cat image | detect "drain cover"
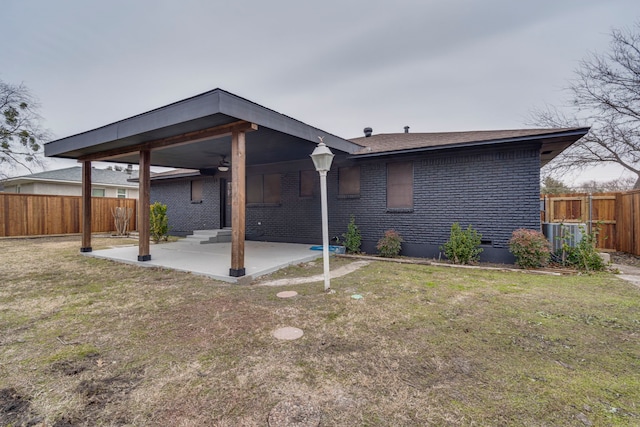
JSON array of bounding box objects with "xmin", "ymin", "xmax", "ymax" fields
[
  {"xmin": 277, "ymin": 291, "xmax": 298, "ymax": 298},
  {"xmin": 273, "ymin": 327, "xmax": 303, "ymax": 340}
]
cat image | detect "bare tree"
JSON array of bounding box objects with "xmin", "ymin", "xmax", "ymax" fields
[
  {"xmin": 531, "ymin": 23, "xmax": 640, "ymax": 188},
  {"xmin": 574, "ymin": 176, "xmax": 636, "ymax": 193},
  {"xmin": 1, "ymin": 80, "xmax": 48, "ymax": 177}
]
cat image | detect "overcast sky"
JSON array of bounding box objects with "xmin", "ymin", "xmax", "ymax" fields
[{"xmin": 2, "ymin": 0, "xmax": 639, "ymax": 183}]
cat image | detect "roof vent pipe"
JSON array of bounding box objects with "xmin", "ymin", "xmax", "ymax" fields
[
  {"xmin": 363, "ymin": 127, "xmax": 372, "ymax": 137},
  {"xmin": 404, "ymin": 126, "xmax": 410, "ymax": 133}
]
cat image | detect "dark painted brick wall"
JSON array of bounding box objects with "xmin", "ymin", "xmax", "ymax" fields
[
  {"xmin": 338, "ymin": 143, "xmax": 542, "ymax": 262},
  {"xmin": 150, "ymin": 176, "xmax": 221, "ymax": 236},
  {"xmin": 151, "ymin": 142, "xmax": 541, "ymax": 263}
]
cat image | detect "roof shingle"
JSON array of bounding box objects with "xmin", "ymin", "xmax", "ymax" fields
[
  {"xmin": 349, "ymin": 128, "xmax": 587, "ymax": 155},
  {"xmin": 3, "ymin": 166, "xmax": 138, "ymax": 187}
]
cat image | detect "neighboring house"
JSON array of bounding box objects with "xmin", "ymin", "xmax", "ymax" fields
[
  {"xmin": 1, "ymin": 166, "xmax": 139, "ymax": 199},
  {"xmin": 44, "ymin": 88, "xmax": 588, "ymax": 268}
]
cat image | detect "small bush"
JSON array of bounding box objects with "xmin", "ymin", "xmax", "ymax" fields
[
  {"xmin": 377, "ymin": 229, "xmax": 404, "ymax": 258},
  {"xmin": 556, "ymin": 224, "xmax": 607, "ymax": 272},
  {"xmin": 150, "ymin": 202, "xmax": 169, "ymax": 243},
  {"xmin": 441, "ymin": 222, "xmax": 483, "ymax": 264},
  {"xmin": 509, "ymin": 229, "xmax": 551, "ymax": 269},
  {"xmin": 342, "ymin": 215, "xmax": 362, "ymax": 254}
]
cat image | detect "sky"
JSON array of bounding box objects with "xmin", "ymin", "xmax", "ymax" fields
[{"xmin": 2, "ymin": 0, "xmax": 639, "ymax": 185}]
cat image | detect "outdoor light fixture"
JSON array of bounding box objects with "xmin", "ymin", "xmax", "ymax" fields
[
  {"xmin": 217, "ymin": 155, "xmax": 230, "ymax": 172},
  {"xmin": 310, "ymin": 139, "xmax": 334, "ymax": 172},
  {"xmin": 310, "ymin": 137, "xmax": 334, "ymax": 292}
]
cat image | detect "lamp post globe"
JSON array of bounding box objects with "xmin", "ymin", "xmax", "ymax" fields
[{"xmin": 310, "ymin": 141, "xmax": 334, "ymax": 172}]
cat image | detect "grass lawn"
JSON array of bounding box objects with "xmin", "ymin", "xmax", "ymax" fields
[{"xmin": 1, "ymin": 237, "xmax": 639, "ymax": 426}]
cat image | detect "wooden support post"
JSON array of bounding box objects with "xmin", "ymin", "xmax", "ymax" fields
[
  {"xmin": 138, "ymin": 149, "xmax": 151, "ymax": 261},
  {"xmin": 80, "ymin": 160, "xmax": 92, "ymax": 252},
  {"xmin": 229, "ymin": 130, "xmax": 246, "ymax": 277}
]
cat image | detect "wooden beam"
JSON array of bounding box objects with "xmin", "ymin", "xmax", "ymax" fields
[
  {"xmin": 79, "ymin": 121, "xmax": 258, "ymax": 162},
  {"xmin": 80, "ymin": 160, "xmax": 92, "ymax": 252},
  {"xmin": 138, "ymin": 149, "xmax": 151, "ymax": 261},
  {"xmin": 229, "ymin": 129, "xmax": 246, "ymax": 277}
]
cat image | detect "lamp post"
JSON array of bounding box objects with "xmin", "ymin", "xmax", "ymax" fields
[{"xmin": 310, "ymin": 137, "xmax": 334, "ymax": 292}]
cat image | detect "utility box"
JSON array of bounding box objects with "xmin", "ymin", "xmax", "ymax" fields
[{"xmin": 542, "ymin": 223, "xmax": 585, "ymax": 253}]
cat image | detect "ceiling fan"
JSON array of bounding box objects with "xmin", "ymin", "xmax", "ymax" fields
[{"xmin": 218, "ymin": 155, "xmax": 230, "ymax": 172}]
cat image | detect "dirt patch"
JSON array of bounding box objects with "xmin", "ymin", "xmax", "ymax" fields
[
  {"xmin": 46, "ymin": 373, "xmax": 142, "ymax": 426},
  {"xmin": 0, "ymin": 388, "xmax": 40, "ymax": 426},
  {"xmin": 76, "ymin": 374, "xmax": 140, "ymax": 408},
  {"xmin": 611, "ymin": 251, "xmax": 640, "ymax": 267},
  {"xmin": 49, "ymin": 355, "xmax": 100, "ymax": 376}
]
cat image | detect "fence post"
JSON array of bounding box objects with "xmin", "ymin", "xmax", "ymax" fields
[
  {"xmin": 544, "ymin": 195, "xmax": 549, "ymax": 223},
  {"xmin": 587, "ymin": 192, "xmax": 593, "ymax": 233}
]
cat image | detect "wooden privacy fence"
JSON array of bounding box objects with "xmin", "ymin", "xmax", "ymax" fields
[
  {"xmin": 616, "ymin": 190, "xmax": 640, "ymax": 256},
  {"xmin": 0, "ymin": 193, "xmax": 137, "ymax": 237},
  {"xmin": 541, "ymin": 190, "xmax": 640, "ymax": 255}
]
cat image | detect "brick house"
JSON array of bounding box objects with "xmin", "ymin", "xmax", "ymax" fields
[
  {"xmin": 45, "ymin": 88, "xmax": 588, "ymax": 271},
  {"xmin": 148, "ymin": 127, "xmax": 587, "ymax": 264}
]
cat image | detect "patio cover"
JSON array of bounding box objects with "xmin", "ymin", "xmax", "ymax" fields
[{"xmin": 45, "ymin": 88, "xmax": 362, "ymax": 277}]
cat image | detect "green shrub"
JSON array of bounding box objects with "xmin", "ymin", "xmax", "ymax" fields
[
  {"xmin": 509, "ymin": 229, "xmax": 551, "ymax": 269},
  {"xmin": 341, "ymin": 215, "xmax": 362, "ymax": 254},
  {"xmin": 557, "ymin": 224, "xmax": 607, "ymax": 272},
  {"xmin": 441, "ymin": 222, "xmax": 483, "ymax": 264},
  {"xmin": 150, "ymin": 202, "xmax": 169, "ymax": 243},
  {"xmin": 377, "ymin": 229, "xmax": 404, "ymax": 258}
]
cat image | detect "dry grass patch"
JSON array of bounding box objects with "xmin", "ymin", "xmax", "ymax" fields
[{"xmin": 1, "ymin": 236, "xmax": 639, "ymax": 426}]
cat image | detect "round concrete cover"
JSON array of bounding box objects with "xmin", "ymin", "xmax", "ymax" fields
[
  {"xmin": 277, "ymin": 291, "xmax": 298, "ymax": 298},
  {"xmin": 273, "ymin": 327, "xmax": 303, "ymax": 340}
]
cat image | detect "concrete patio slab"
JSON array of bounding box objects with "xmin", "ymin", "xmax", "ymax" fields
[{"xmin": 85, "ymin": 240, "xmax": 322, "ymax": 283}]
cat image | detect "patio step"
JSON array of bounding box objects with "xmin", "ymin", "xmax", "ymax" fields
[{"xmin": 185, "ymin": 229, "xmax": 232, "ymax": 244}]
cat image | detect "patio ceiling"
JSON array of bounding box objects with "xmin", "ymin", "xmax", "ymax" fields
[{"xmin": 44, "ymin": 89, "xmax": 362, "ymax": 168}]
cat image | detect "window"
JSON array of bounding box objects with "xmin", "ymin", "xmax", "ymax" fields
[
  {"xmin": 191, "ymin": 180, "xmax": 203, "ymax": 203},
  {"xmin": 387, "ymin": 162, "xmax": 413, "ymax": 209},
  {"xmin": 300, "ymin": 170, "xmax": 315, "ymax": 197},
  {"xmin": 264, "ymin": 174, "xmax": 281, "ymax": 203},
  {"xmin": 117, "ymin": 188, "xmax": 127, "ymax": 198},
  {"xmin": 339, "ymin": 166, "xmax": 360, "ymax": 197},
  {"xmin": 247, "ymin": 174, "xmax": 281, "ymax": 204},
  {"xmin": 247, "ymin": 175, "xmax": 263, "ymax": 204},
  {"xmin": 91, "ymin": 188, "xmax": 105, "ymax": 197}
]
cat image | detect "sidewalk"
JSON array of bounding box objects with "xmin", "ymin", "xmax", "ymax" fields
[{"xmin": 612, "ymin": 263, "xmax": 640, "ymax": 288}]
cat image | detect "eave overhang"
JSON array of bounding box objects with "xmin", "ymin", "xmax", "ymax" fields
[{"xmin": 45, "ymin": 89, "xmax": 362, "ymax": 169}]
